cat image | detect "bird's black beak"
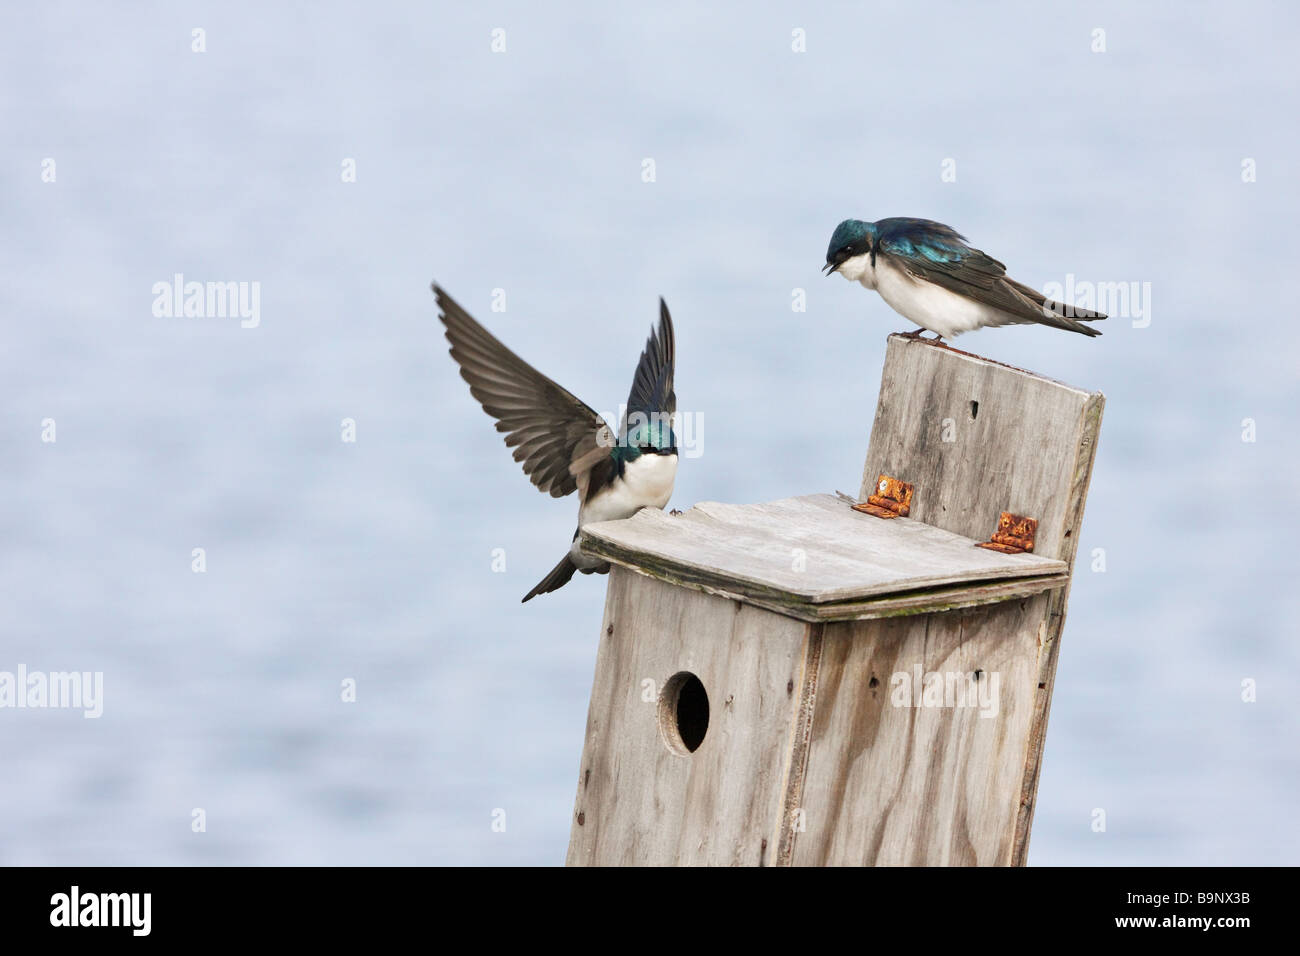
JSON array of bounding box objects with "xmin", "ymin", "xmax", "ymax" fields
[{"xmin": 823, "ymin": 261, "xmax": 838, "ymax": 277}]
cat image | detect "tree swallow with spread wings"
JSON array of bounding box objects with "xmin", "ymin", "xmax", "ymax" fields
[
  {"xmin": 434, "ymin": 284, "xmax": 677, "ymax": 602},
  {"xmin": 823, "ymin": 218, "xmax": 1105, "ymax": 340}
]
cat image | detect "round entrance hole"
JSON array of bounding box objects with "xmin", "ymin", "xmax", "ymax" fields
[{"xmin": 658, "ymin": 672, "xmax": 709, "ymax": 755}]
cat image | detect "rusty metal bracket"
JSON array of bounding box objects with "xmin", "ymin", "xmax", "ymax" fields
[
  {"xmin": 976, "ymin": 512, "xmax": 1037, "ymax": 554},
  {"xmin": 852, "ymin": 475, "xmax": 913, "ymax": 519}
]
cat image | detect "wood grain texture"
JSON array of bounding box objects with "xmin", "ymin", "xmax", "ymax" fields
[
  {"xmin": 774, "ymin": 623, "xmax": 822, "ymax": 866},
  {"xmin": 788, "ymin": 597, "xmax": 1048, "ymax": 866},
  {"xmin": 858, "ymin": 336, "xmax": 1104, "ymax": 865},
  {"xmin": 1011, "ymin": 389, "xmax": 1104, "ymax": 863},
  {"xmin": 795, "ymin": 574, "xmax": 1065, "ymax": 622},
  {"xmin": 861, "ymin": 337, "xmax": 1098, "ymax": 561},
  {"xmin": 566, "ymin": 567, "xmax": 814, "ymax": 866},
  {"xmin": 577, "ymin": 560, "xmax": 1066, "ymax": 624},
  {"xmin": 580, "ymin": 492, "xmax": 1065, "ymax": 608}
]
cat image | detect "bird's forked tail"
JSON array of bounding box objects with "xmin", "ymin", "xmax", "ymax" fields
[{"xmin": 522, "ymin": 554, "xmax": 578, "ymax": 603}]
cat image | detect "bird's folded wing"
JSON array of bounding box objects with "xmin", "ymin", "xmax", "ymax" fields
[
  {"xmin": 620, "ymin": 297, "xmax": 676, "ymax": 433},
  {"xmin": 876, "ymin": 235, "xmax": 1041, "ymax": 319},
  {"xmin": 435, "ymin": 285, "xmax": 611, "ymax": 498},
  {"xmin": 1003, "ymin": 276, "xmax": 1106, "ymax": 320}
]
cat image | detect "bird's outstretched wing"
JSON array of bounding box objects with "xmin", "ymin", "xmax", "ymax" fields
[
  {"xmin": 619, "ymin": 298, "xmax": 676, "ymax": 434},
  {"xmin": 435, "ymin": 284, "xmax": 612, "ymax": 498},
  {"xmin": 875, "ymin": 218, "xmax": 1105, "ymax": 335}
]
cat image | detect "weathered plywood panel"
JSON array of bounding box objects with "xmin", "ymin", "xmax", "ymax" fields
[
  {"xmin": 591, "ymin": 566, "xmax": 1066, "ymax": 624},
  {"xmin": 789, "ymin": 597, "xmax": 1047, "ymax": 866},
  {"xmin": 567, "ymin": 567, "xmax": 813, "ymax": 866},
  {"xmin": 581, "ymin": 493, "xmax": 1065, "ymax": 608},
  {"xmin": 858, "ymin": 337, "xmax": 1104, "ymax": 865},
  {"xmin": 1012, "ymin": 388, "xmax": 1104, "ymax": 862},
  {"xmin": 861, "ymin": 337, "xmax": 1100, "ymax": 562}
]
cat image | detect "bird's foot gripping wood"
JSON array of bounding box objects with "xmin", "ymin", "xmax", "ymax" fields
[{"xmin": 897, "ymin": 328, "xmax": 947, "ymax": 346}]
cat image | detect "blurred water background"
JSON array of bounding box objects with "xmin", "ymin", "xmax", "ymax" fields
[{"xmin": 2, "ymin": 2, "xmax": 1297, "ymax": 865}]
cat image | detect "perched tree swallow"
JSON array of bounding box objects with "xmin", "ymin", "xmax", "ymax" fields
[
  {"xmin": 823, "ymin": 218, "xmax": 1105, "ymax": 340},
  {"xmin": 434, "ymin": 285, "xmax": 678, "ymax": 602}
]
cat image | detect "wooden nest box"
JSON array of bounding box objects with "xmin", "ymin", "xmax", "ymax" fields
[{"xmin": 566, "ymin": 335, "xmax": 1104, "ymax": 866}]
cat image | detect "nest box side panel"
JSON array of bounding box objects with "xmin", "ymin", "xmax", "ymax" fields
[
  {"xmin": 858, "ymin": 338, "xmax": 1104, "ymax": 865},
  {"xmin": 789, "ymin": 595, "xmax": 1047, "ymax": 867},
  {"xmin": 566, "ymin": 567, "xmax": 812, "ymax": 866}
]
